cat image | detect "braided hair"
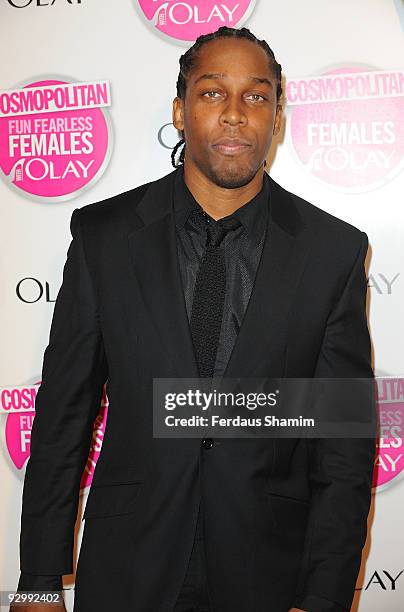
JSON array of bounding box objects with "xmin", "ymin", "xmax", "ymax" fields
[{"xmin": 171, "ymin": 26, "xmax": 282, "ymax": 168}]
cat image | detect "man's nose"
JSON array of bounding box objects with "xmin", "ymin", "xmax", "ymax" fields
[{"xmin": 219, "ymin": 96, "xmax": 247, "ymax": 126}]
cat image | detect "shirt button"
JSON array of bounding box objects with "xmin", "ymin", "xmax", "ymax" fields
[{"xmin": 201, "ymin": 438, "xmax": 214, "ymax": 450}]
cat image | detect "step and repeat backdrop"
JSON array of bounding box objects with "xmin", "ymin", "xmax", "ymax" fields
[{"xmin": 1, "ymin": 1, "xmax": 403, "ymax": 610}]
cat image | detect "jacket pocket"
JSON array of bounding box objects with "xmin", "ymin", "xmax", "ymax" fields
[
  {"xmin": 82, "ymin": 465, "xmax": 144, "ymax": 519},
  {"xmin": 82, "ymin": 481, "xmax": 143, "ymax": 519},
  {"xmin": 91, "ymin": 463, "xmax": 144, "ymax": 487},
  {"xmin": 265, "ymin": 492, "xmax": 310, "ymax": 543},
  {"xmin": 265, "ymin": 491, "xmax": 309, "ymax": 505}
]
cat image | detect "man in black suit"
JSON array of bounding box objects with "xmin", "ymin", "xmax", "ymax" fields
[{"xmin": 14, "ymin": 26, "xmax": 375, "ymax": 612}]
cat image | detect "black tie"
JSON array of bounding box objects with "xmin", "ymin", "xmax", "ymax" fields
[{"xmin": 189, "ymin": 210, "xmax": 242, "ymax": 378}]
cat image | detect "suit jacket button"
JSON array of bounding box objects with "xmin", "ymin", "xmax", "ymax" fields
[{"xmin": 202, "ymin": 438, "xmax": 214, "ymax": 450}]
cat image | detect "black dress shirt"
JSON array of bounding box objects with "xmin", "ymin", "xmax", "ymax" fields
[
  {"xmin": 174, "ymin": 164, "xmax": 269, "ymax": 376},
  {"xmin": 18, "ymin": 166, "xmax": 270, "ymax": 593}
]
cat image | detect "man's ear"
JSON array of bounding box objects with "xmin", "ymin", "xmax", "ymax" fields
[
  {"xmin": 273, "ymin": 104, "xmax": 283, "ymax": 136},
  {"xmin": 172, "ymin": 96, "xmax": 184, "ymax": 132}
]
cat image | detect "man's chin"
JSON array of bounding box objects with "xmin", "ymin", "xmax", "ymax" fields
[{"xmin": 205, "ymin": 163, "xmax": 259, "ymax": 189}]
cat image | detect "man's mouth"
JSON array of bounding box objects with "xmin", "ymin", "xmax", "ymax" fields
[{"xmin": 211, "ymin": 138, "xmax": 252, "ymax": 156}]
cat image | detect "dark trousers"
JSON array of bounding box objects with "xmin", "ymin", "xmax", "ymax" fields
[{"xmin": 173, "ymin": 505, "xmax": 211, "ymax": 612}]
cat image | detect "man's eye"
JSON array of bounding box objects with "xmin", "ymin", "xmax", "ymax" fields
[
  {"xmin": 202, "ymin": 91, "xmax": 221, "ymax": 98},
  {"xmin": 247, "ymin": 94, "xmax": 266, "ymax": 102}
]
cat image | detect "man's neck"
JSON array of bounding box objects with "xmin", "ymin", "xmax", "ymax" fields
[{"xmin": 183, "ymin": 160, "xmax": 265, "ymax": 221}]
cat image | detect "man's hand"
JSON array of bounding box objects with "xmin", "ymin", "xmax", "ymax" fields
[{"xmin": 288, "ymin": 608, "xmax": 307, "ymax": 612}]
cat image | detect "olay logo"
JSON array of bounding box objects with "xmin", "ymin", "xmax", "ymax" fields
[
  {"xmin": 135, "ymin": 1, "xmax": 256, "ymax": 43},
  {"xmin": 355, "ymin": 569, "xmax": 403, "ymax": 591},
  {"xmin": 16, "ymin": 278, "xmax": 57, "ymax": 303},
  {"xmin": 368, "ymin": 273, "xmax": 400, "ymax": 295},
  {"xmin": 7, "ymin": 0, "xmax": 82, "ymax": 7}
]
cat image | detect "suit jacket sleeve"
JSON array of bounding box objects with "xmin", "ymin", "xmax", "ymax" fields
[
  {"xmin": 291, "ymin": 231, "xmax": 376, "ymax": 612},
  {"xmin": 19, "ymin": 208, "xmax": 108, "ymax": 575},
  {"xmin": 17, "ymin": 573, "xmax": 62, "ymax": 592}
]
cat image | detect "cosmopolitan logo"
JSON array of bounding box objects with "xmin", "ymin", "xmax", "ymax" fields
[
  {"xmin": 0, "ymin": 81, "xmax": 110, "ymax": 116},
  {"xmin": 7, "ymin": 0, "xmax": 82, "ymax": 6},
  {"xmin": 287, "ymin": 68, "xmax": 404, "ymax": 192},
  {"xmin": 135, "ymin": 0, "xmax": 256, "ymax": 43},
  {"xmin": 373, "ymin": 377, "xmax": 404, "ymax": 492},
  {"xmin": 0, "ymin": 385, "xmax": 38, "ymax": 413},
  {"xmin": 1, "ymin": 381, "xmax": 108, "ymax": 490},
  {"xmin": 287, "ymin": 71, "xmax": 404, "ymax": 105},
  {"xmin": 1, "ymin": 383, "xmax": 38, "ymax": 472},
  {"xmin": 0, "ymin": 78, "xmax": 113, "ymax": 201}
]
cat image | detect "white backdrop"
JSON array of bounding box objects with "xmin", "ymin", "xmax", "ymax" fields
[{"xmin": 1, "ymin": 1, "xmax": 403, "ymax": 610}]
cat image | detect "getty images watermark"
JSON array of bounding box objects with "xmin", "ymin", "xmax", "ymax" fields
[{"xmin": 153, "ymin": 378, "xmax": 380, "ymax": 439}]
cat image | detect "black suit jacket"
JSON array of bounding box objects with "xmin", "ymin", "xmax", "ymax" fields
[{"xmin": 19, "ymin": 168, "xmax": 376, "ymax": 612}]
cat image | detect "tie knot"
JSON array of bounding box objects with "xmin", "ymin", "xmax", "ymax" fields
[
  {"xmin": 187, "ymin": 208, "xmax": 242, "ymax": 247},
  {"xmin": 206, "ymin": 216, "xmax": 241, "ymax": 247}
]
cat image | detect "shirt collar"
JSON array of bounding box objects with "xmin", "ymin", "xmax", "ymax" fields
[{"xmin": 173, "ymin": 164, "xmax": 269, "ymax": 246}]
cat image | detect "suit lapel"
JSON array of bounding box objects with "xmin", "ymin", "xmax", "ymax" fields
[
  {"xmin": 128, "ymin": 169, "xmax": 199, "ymax": 378},
  {"xmin": 127, "ymin": 169, "xmax": 310, "ymax": 379},
  {"xmin": 223, "ymin": 177, "xmax": 310, "ymax": 378}
]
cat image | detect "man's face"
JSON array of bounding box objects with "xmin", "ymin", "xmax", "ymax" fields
[{"xmin": 173, "ymin": 37, "xmax": 282, "ymax": 189}]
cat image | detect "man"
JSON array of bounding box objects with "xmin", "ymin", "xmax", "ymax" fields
[{"xmin": 13, "ymin": 26, "xmax": 375, "ymax": 612}]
